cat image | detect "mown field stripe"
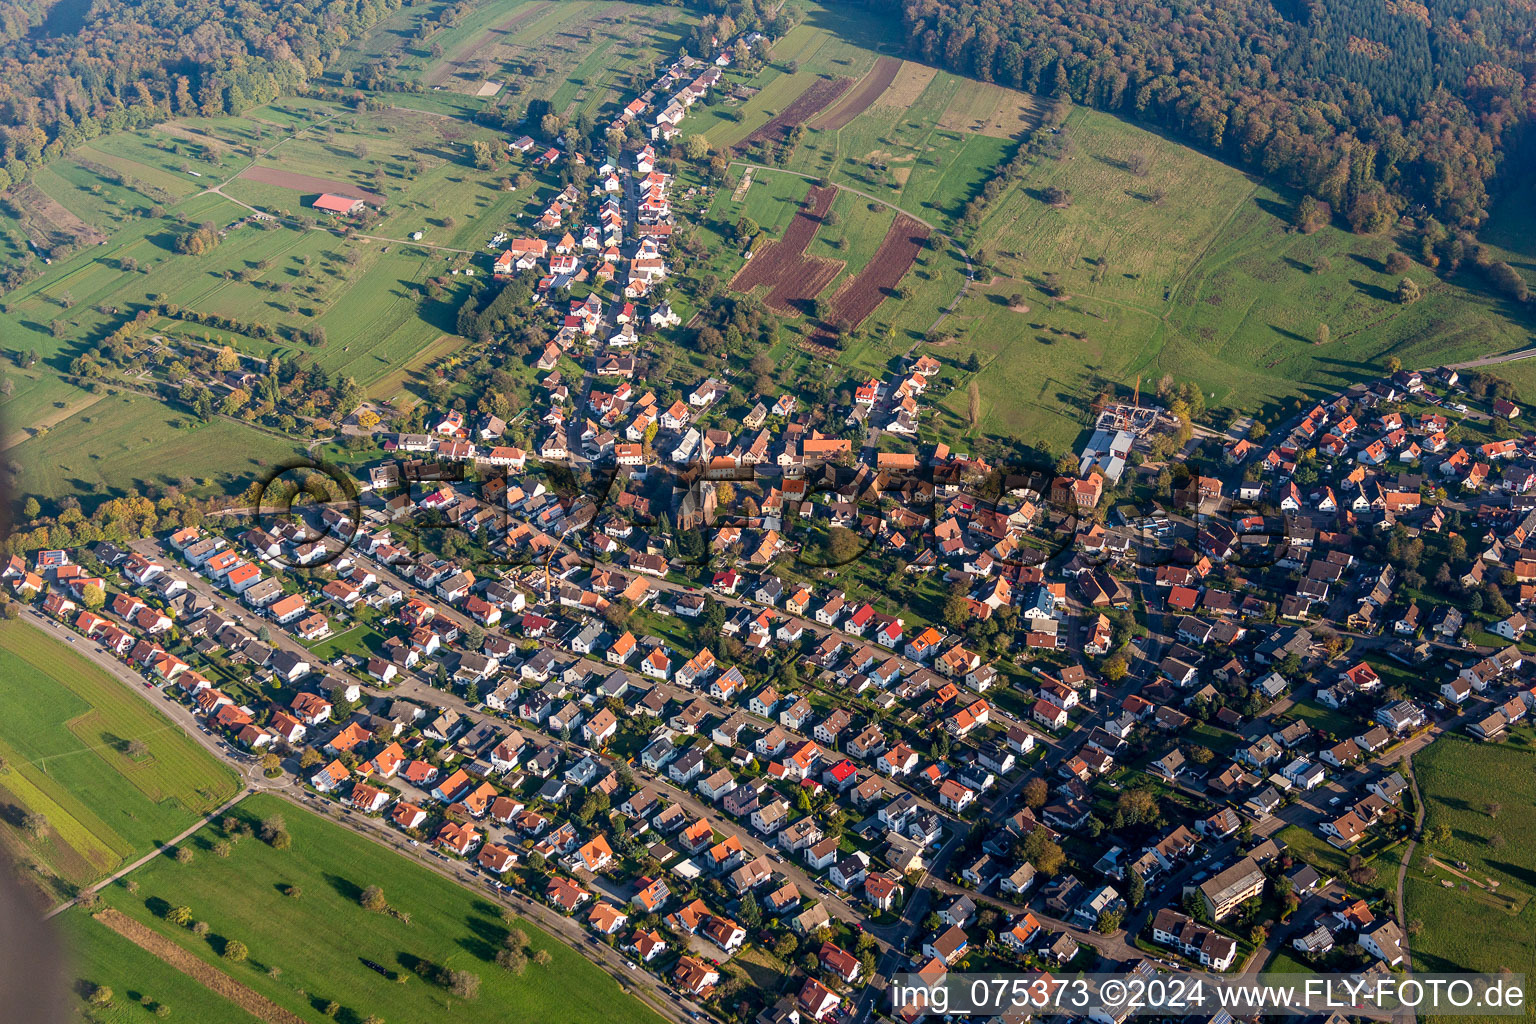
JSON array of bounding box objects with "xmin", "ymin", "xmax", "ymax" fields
[
  {"xmin": 94, "ymin": 909, "xmax": 304, "ymax": 1024},
  {"xmin": 0, "ymin": 735, "xmax": 130, "ymax": 873}
]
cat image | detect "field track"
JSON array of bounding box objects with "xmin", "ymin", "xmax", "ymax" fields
[
  {"xmin": 734, "ymin": 77, "xmax": 850, "ymax": 153},
  {"xmin": 237, "ymin": 166, "xmax": 385, "ymax": 205},
  {"xmin": 730, "ymin": 185, "xmax": 843, "ymax": 314},
  {"xmin": 94, "ymin": 909, "xmax": 309, "ymax": 1024},
  {"xmin": 812, "ymin": 55, "xmax": 903, "ymax": 131}
]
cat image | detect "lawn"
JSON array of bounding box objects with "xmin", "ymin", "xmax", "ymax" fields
[
  {"xmin": 301, "ymin": 618, "xmax": 389, "ymax": 664},
  {"xmin": 1276, "ymin": 824, "xmax": 1353, "ymax": 879},
  {"xmin": 1284, "ymin": 698, "xmax": 1360, "ymax": 740},
  {"xmin": 1406, "ymin": 736, "xmax": 1536, "ymax": 998},
  {"xmin": 8, "ymin": 392, "xmax": 302, "ymax": 503},
  {"xmin": 1259, "ymin": 948, "xmax": 1314, "ymax": 978},
  {"xmin": 80, "ymin": 793, "xmax": 669, "ymax": 1024},
  {"xmin": 0, "ymin": 620, "xmax": 239, "ymax": 899}
]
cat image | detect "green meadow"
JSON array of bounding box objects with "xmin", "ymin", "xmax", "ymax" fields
[
  {"xmin": 0, "ymin": 620, "xmax": 239, "ymax": 901},
  {"xmin": 78, "ymin": 792, "xmax": 668, "ymax": 1024},
  {"xmin": 1405, "ymin": 737, "xmax": 1536, "ymax": 1024}
]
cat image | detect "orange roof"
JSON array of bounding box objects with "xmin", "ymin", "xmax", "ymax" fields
[
  {"xmin": 708, "ymin": 835, "xmax": 743, "ymax": 863},
  {"xmin": 370, "ymin": 742, "xmax": 405, "ymax": 775},
  {"xmin": 576, "ymin": 834, "xmax": 614, "ymax": 870},
  {"xmin": 328, "ymin": 721, "xmax": 371, "ymax": 752},
  {"xmin": 316, "ymin": 759, "xmax": 349, "ymax": 784},
  {"xmin": 392, "ymin": 802, "xmax": 426, "ymax": 828}
]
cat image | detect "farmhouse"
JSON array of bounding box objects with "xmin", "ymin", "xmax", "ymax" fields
[{"xmin": 313, "ymin": 193, "xmax": 366, "ymax": 215}]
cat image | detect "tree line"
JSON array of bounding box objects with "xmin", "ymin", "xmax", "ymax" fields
[
  {"xmin": 821, "ymin": 0, "xmax": 1536, "ymax": 230},
  {"xmin": 0, "ymin": 0, "xmax": 407, "ymax": 194}
]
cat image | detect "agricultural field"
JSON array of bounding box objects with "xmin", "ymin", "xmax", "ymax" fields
[
  {"xmin": 690, "ymin": 157, "xmax": 967, "ymax": 406},
  {"xmin": 717, "ymin": 168, "xmax": 929, "ymax": 360},
  {"xmin": 1406, "ymin": 737, "xmax": 1536, "ymax": 1024},
  {"xmin": 805, "ymin": 187, "xmax": 900, "ymax": 283},
  {"xmin": 731, "ymin": 184, "xmax": 843, "ymax": 315},
  {"xmin": 71, "ymin": 792, "xmax": 668, "ymax": 1024},
  {"xmin": 669, "ymin": 0, "xmax": 1536, "ymax": 456},
  {"xmin": 408, "ymin": 0, "xmax": 696, "ymax": 121},
  {"xmin": 812, "ymin": 213, "xmax": 930, "ymax": 343},
  {"xmin": 811, "ymin": 56, "xmax": 903, "ymax": 132},
  {"xmin": 0, "ymin": 91, "xmax": 563, "ymax": 512},
  {"xmin": 0, "ymin": 620, "xmax": 239, "ymax": 901},
  {"xmin": 919, "ymin": 109, "xmax": 1536, "ymax": 453},
  {"xmin": 0, "ymin": 369, "xmax": 104, "ymax": 452},
  {"xmin": 7, "ymin": 392, "xmax": 303, "ymax": 503},
  {"xmin": 706, "ymin": 165, "xmax": 813, "ymax": 243}
]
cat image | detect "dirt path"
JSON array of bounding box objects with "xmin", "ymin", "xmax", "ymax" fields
[
  {"xmin": 46, "ymin": 791, "xmax": 252, "ymax": 920},
  {"xmin": 1425, "ymin": 856, "xmax": 1489, "ymax": 888},
  {"xmin": 0, "ymin": 391, "xmax": 105, "ymax": 451},
  {"xmin": 92, "ymin": 908, "xmax": 309, "ymax": 1024}
]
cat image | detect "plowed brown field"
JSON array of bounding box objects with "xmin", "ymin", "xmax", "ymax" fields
[
  {"xmin": 734, "ymin": 77, "xmax": 850, "ymax": 152},
  {"xmin": 810, "ymin": 213, "xmax": 929, "ymax": 340},
  {"xmin": 811, "ymin": 56, "xmax": 902, "ymax": 131},
  {"xmin": 731, "ymin": 185, "xmax": 845, "ymax": 315},
  {"xmin": 237, "ymin": 166, "xmax": 384, "ymax": 205}
]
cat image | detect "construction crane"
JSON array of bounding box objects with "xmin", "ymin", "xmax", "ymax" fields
[{"xmin": 1113, "ymin": 374, "xmax": 1142, "ymax": 431}]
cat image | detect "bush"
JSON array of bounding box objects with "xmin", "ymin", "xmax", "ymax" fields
[
  {"xmin": 438, "ymin": 967, "xmax": 480, "ymax": 1000},
  {"xmin": 360, "ymin": 885, "xmax": 387, "ymax": 912}
]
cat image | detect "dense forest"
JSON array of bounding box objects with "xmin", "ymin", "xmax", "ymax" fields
[
  {"xmin": 854, "ymin": 0, "xmax": 1536, "ymax": 229},
  {"xmin": 0, "ymin": 0, "xmax": 412, "ymax": 192}
]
